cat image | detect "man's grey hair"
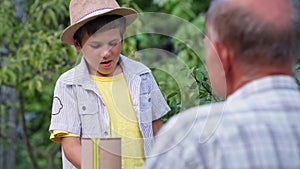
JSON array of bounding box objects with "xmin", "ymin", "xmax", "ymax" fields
[{"xmin": 206, "ymin": 0, "xmax": 300, "ymax": 67}]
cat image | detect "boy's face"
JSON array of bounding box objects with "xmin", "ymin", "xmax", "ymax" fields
[{"xmin": 77, "ymin": 28, "xmax": 122, "ymax": 76}]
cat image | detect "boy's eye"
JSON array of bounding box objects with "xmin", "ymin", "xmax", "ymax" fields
[
  {"xmin": 90, "ymin": 44, "xmax": 101, "ymax": 48},
  {"xmin": 109, "ymin": 41, "xmax": 119, "ymax": 47}
]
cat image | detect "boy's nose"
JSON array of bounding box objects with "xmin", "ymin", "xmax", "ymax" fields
[{"xmin": 102, "ymin": 46, "xmax": 112, "ymax": 58}]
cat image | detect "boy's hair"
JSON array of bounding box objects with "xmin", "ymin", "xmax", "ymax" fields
[{"xmin": 73, "ymin": 15, "xmax": 126, "ymax": 46}]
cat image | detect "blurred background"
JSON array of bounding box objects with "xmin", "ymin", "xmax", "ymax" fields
[{"xmin": 0, "ymin": 0, "xmax": 299, "ymax": 168}]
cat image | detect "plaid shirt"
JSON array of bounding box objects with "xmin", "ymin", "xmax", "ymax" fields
[{"xmin": 144, "ymin": 75, "xmax": 300, "ymax": 169}]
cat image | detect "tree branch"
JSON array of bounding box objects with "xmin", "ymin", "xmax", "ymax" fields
[
  {"xmin": 49, "ymin": 144, "xmax": 61, "ymax": 169},
  {"xmin": 19, "ymin": 91, "xmax": 41, "ymax": 169},
  {"xmin": 191, "ymin": 70, "xmax": 221, "ymax": 102}
]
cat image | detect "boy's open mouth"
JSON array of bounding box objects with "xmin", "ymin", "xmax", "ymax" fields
[{"xmin": 100, "ymin": 60, "xmax": 112, "ymax": 67}]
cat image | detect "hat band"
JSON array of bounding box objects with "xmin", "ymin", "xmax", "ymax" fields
[{"xmin": 76, "ymin": 8, "xmax": 115, "ymax": 23}]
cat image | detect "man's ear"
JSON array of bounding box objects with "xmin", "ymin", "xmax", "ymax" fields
[
  {"xmin": 214, "ymin": 42, "xmax": 234, "ymax": 75},
  {"xmin": 73, "ymin": 40, "xmax": 82, "ymax": 51}
]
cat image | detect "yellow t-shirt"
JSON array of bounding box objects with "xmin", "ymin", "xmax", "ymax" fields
[
  {"xmin": 50, "ymin": 73, "xmax": 145, "ymax": 169},
  {"xmin": 50, "ymin": 130, "xmax": 79, "ymax": 142},
  {"xmin": 91, "ymin": 73, "xmax": 145, "ymax": 169}
]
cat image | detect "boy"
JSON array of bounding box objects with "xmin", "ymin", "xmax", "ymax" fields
[{"xmin": 49, "ymin": 0, "xmax": 170, "ymax": 168}]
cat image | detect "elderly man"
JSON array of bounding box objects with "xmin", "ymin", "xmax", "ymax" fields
[{"xmin": 143, "ymin": 0, "xmax": 300, "ymax": 168}]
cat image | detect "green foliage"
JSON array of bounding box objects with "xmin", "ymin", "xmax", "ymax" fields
[
  {"xmin": 121, "ymin": 0, "xmax": 214, "ymax": 122},
  {"xmin": 0, "ymin": 0, "xmax": 75, "ymax": 168}
]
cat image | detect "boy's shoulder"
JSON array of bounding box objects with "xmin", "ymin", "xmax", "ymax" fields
[
  {"xmin": 120, "ymin": 55, "xmax": 151, "ymax": 75},
  {"xmin": 55, "ymin": 67, "xmax": 77, "ymax": 85},
  {"xmin": 55, "ymin": 59, "xmax": 89, "ymax": 86}
]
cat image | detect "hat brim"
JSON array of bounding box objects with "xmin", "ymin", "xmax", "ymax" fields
[{"xmin": 61, "ymin": 8, "xmax": 137, "ymax": 44}]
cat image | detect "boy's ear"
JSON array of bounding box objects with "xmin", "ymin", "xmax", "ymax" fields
[{"xmin": 73, "ymin": 40, "xmax": 82, "ymax": 51}]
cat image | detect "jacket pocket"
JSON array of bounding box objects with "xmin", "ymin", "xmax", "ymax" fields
[
  {"xmin": 77, "ymin": 90, "xmax": 100, "ymax": 137},
  {"xmin": 140, "ymin": 93, "xmax": 152, "ymax": 111}
]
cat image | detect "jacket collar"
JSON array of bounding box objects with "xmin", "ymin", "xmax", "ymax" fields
[{"xmin": 61, "ymin": 55, "xmax": 151, "ymax": 88}]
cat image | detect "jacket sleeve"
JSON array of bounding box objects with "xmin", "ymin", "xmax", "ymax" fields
[
  {"xmin": 49, "ymin": 80, "xmax": 81, "ymax": 136},
  {"xmin": 148, "ymin": 73, "xmax": 170, "ymax": 120}
]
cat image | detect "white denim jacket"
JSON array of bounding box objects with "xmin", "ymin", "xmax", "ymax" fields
[{"xmin": 49, "ymin": 55, "xmax": 170, "ymax": 169}]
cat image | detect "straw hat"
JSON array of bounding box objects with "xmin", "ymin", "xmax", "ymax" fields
[{"xmin": 61, "ymin": 0, "xmax": 137, "ymax": 44}]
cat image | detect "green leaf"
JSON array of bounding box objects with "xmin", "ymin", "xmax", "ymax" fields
[{"xmin": 167, "ymin": 91, "xmax": 178, "ymax": 99}]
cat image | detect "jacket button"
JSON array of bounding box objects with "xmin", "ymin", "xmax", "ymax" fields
[
  {"xmin": 148, "ymin": 98, "xmax": 151, "ymax": 102},
  {"xmin": 82, "ymin": 106, "xmax": 86, "ymax": 111}
]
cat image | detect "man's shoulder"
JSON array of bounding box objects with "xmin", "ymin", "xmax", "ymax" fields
[
  {"xmin": 160, "ymin": 102, "xmax": 226, "ymax": 140},
  {"xmin": 152, "ymin": 102, "xmax": 226, "ymax": 158},
  {"xmin": 179, "ymin": 102, "xmax": 226, "ymax": 123}
]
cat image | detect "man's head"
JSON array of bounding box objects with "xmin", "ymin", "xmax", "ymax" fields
[{"xmin": 205, "ymin": 0, "xmax": 300, "ymax": 98}]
